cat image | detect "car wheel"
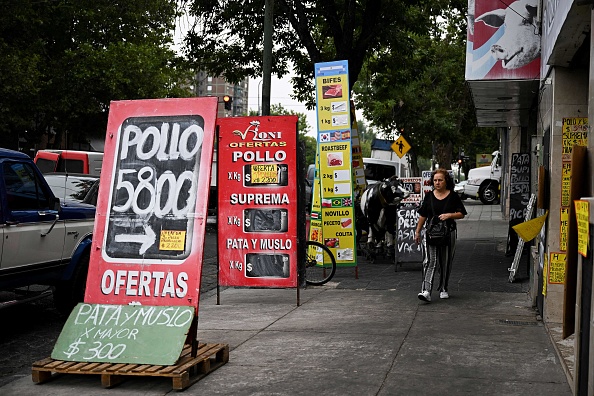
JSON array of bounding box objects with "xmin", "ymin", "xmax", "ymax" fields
[
  {"xmin": 54, "ymin": 250, "xmax": 90, "ymax": 315},
  {"xmin": 479, "ymin": 183, "xmax": 498, "ymax": 205}
]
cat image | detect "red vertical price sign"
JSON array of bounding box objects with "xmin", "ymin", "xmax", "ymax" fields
[{"xmin": 218, "ymin": 116, "xmax": 299, "ymax": 288}]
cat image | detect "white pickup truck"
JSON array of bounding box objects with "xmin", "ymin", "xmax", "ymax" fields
[
  {"xmin": 0, "ymin": 148, "xmax": 95, "ymax": 313},
  {"xmin": 465, "ymin": 151, "xmax": 501, "ymax": 205}
]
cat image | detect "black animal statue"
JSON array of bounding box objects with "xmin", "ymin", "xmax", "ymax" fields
[{"xmin": 359, "ymin": 176, "xmax": 410, "ymax": 260}]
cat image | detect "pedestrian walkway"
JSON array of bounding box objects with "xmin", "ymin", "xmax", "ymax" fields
[{"xmin": 0, "ymin": 202, "xmax": 571, "ymax": 395}]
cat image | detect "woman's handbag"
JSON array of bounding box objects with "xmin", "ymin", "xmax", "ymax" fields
[
  {"xmin": 425, "ymin": 192, "xmax": 452, "ymax": 246},
  {"xmin": 426, "ymin": 216, "xmax": 451, "ymax": 246}
]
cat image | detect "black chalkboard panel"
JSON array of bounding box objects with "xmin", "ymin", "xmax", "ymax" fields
[
  {"xmin": 506, "ymin": 153, "xmax": 530, "ymax": 255},
  {"xmin": 396, "ymin": 205, "xmax": 423, "ymax": 264},
  {"xmin": 105, "ymin": 115, "xmax": 205, "ymax": 260}
]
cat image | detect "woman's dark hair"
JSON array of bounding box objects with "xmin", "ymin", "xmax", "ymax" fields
[{"xmin": 431, "ymin": 168, "xmax": 455, "ymax": 191}]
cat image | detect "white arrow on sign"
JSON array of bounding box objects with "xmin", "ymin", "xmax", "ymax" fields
[{"xmin": 114, "ymin": 224, "xmax": 156, "ymax": 255}]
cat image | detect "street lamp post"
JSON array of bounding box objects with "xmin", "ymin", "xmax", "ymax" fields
[{"xmin": 257, "ymin": 79, "xmax": 263, "ymax": 116}]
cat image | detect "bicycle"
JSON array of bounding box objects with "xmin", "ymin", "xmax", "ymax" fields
[{"xmin": 304, "ymin": 240, "xmax": 337, "ymax": 285}]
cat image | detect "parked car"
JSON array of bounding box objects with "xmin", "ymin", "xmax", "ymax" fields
[
  {"xmin": 44, "ymin": 173, "xmax": 99, "ymax": 206},
  {"xmin": 454, "ymin": 180, "xmax": 476, "ymax": 201},
  {"xmin": 0, "ymin": 150, "xmax": 95, "ymax": 313}
]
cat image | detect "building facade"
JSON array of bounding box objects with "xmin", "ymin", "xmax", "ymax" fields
[
  {"xmin": 466, "ymin": 1, "xmax": 594, "ymax": 394},
  {"xmin": 193, "ymin": 72, "xmax": 249, "ymax": 118}
]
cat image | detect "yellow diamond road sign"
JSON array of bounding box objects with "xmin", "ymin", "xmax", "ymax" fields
[{"xmin": 391, "ymin": 136, "xmax": 411, "ymax": 158}]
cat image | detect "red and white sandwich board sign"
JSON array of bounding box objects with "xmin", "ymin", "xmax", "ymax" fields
[
  {"xmin": 84, "ymin": 97, "xmax": 217, "ymax": 308},
  {"xmin": 217, "ymin": 116, "xmax": 298, "ymax": 288}
]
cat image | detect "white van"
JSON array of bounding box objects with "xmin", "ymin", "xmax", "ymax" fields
[{"xmin": 363, "ymin": 157, "xmax": 399, "ymax": 185}]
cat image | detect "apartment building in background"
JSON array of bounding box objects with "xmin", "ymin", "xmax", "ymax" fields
[{"xmin": 193, "ymin": 72, "xmax": 249, "ymax": 118}]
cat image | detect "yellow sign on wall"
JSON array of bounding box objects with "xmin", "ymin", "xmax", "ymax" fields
[
  {"xmin": 549, "ymin": 252, "xmax": 566, "ymax": 284},
  {"xmin": 561, "ymin": 163, "xmax": 571, "ymax": 207},
  {"xmin": 560, "ymin": 207, "xmax": 569, "ymax": 251},
  {"xmin": 561, "ymin": 117, "xmax": 588, "ymax": 161},
  {"xmin": 575, "ymin": 200, "xmax": 590, "ymax": 257}
]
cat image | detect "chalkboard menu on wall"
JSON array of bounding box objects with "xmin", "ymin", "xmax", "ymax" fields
[
  {"xmin": 396, "ymin": 205, "xmax": 423, "ymax": 264},
  {"xmin": 507, "ymin": 153, "xmax": 530, "ymax": 254}
]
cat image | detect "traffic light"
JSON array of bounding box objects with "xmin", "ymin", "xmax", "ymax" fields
[
  {"xmin": 223, "ymin": 95, "xmax": 233, "ymax": 111},
  {"xmin": 458, "ymin": 157, "xmax": 462, "ymax": 165}
]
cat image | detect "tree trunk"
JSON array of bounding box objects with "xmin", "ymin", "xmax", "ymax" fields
[{"xmin": 435, "ymin": 142, "xmax": 453, "ymax": 170}]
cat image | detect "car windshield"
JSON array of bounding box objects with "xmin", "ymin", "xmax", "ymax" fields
[
  {"xmin": 45, "ymin": 174, "xmax": 98, "ymax": 203},
  {"xmin": 364, "ymin": 163, "xmax": 395, "ymax": 181}
]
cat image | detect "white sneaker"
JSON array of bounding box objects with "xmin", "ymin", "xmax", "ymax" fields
[
  {"xmin": 418, "ymin": 291, "xmax": 431, "ymax": 302},
  {"xmin": 440, "ymin": 291, "xmax": 449, "ymax": 299}
]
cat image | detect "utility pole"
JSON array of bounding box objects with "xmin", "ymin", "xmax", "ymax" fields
[{"xmin": 261, "ymin": 0, "xmax": 274, "ymax": 116}]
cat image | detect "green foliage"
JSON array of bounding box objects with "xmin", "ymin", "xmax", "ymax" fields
[
  {"xmin": 0, "ymin": 0, "xmax": 192, "ymax": 152},
  {"xmin": 353, "ymin": 3, "xmax": 481, "ymax": 171},
  {"xmin": 301, "ymin": 135, "xmax": 318, "ymax": 169},
  {"xmin": 184, "ymin": 0, "xmax": 477, "ymax": 174},
  {"xmin": 184, "ymin": 0, "xmax": 449, "ymax": 108},
  {"xmin": 355, "ymin": 119, "xmax": 375, "ymax": 158}
]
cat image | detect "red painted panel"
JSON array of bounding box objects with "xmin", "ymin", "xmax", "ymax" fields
[
  {"xmin": 217, "ymin": 116, "xmax": 298, "ymax": 288},
  {"xmin": 85, "ymin": 97, "xmax": 217, "ymax": 308}
]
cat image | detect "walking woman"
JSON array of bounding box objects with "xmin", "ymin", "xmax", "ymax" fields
[{"xmin": 414, "ymin": 169, "xmax": 467, "ymax": 302}]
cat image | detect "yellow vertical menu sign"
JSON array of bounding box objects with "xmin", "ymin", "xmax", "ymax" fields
[
  {"xmin": 312, "ymin": 60, "xmax": 356, "ymax": 266},
  {"xmin": 559, "ymin": 117, "xmax": 587, "ymax": 249},
  {"xmin": 574, "ymin": 200, "xmax": 589, "ymax": 257}
]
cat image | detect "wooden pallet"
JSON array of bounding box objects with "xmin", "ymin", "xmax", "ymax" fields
[{"xmin": 32, "ymin": 343, "xmax": 229, "ymax": 391}]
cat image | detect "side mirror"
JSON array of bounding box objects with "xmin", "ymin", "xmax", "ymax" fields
[{"xmin": 50, "ymin": 197, "xmax": 60, "ymax": 211}]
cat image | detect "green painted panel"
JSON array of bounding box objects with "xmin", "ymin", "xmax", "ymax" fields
[{"xmin": 52, "ymin": 303, "xmax": 194, "ymax": 365}]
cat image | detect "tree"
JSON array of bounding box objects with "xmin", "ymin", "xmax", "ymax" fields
[
  {"xmin": 355, "ymin": 119, "xmax": 375, "ymax": 158},
  {"xmin": 353, "ymin": 6, "xmax": 488, "ymax": 174},
  {"xmin": 183, "ymin": 0, "xmax": 462, "ymax": 108},
  {"xmin": 183, "ymin": 0, "xmax": 472, "ymax": 175},
  {"xmin": 0, "ymin": 0, "xmax": 192, "ymax": 152}
]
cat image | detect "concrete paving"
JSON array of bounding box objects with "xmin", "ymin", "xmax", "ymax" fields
[{"xmin": 0, "ymin": 201, "xmax": 572, "ymax": 395}]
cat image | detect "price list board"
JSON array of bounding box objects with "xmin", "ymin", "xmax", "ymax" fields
[
  {"xmin": 559, "ymin": 118, "xmax": 588, "ymax": 251},
  {"xmin": 85, "ymin": 97, "xmax": 217, "ymax": 307},
  {"xmin": 506, "ymin": 152, "xmax": 530, "ymax": 255},
  {"xmin": 312, "ymin": 60, "xmax": 357, "ymax": 266},
  {"xmin": 217, "ymin": 116, "xmax": 299, "ymax": 287},
  {"xmin": 57, "ymin": 98, "xmax": 217, "ymax": 367}
]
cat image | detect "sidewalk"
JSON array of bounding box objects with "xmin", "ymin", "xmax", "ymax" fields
[{"xmin": 0, "ymin": 201, "xmax": 572, "ymax": 395}]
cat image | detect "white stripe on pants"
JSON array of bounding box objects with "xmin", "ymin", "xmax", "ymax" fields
[{"xmin": 421, "ymin": 230, "xmax": 456, "ymax": 293}]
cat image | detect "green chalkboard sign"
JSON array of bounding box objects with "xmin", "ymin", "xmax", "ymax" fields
[{"xmin": 52, "ymin": 303, "xmax": 195, "ymax": 365}]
